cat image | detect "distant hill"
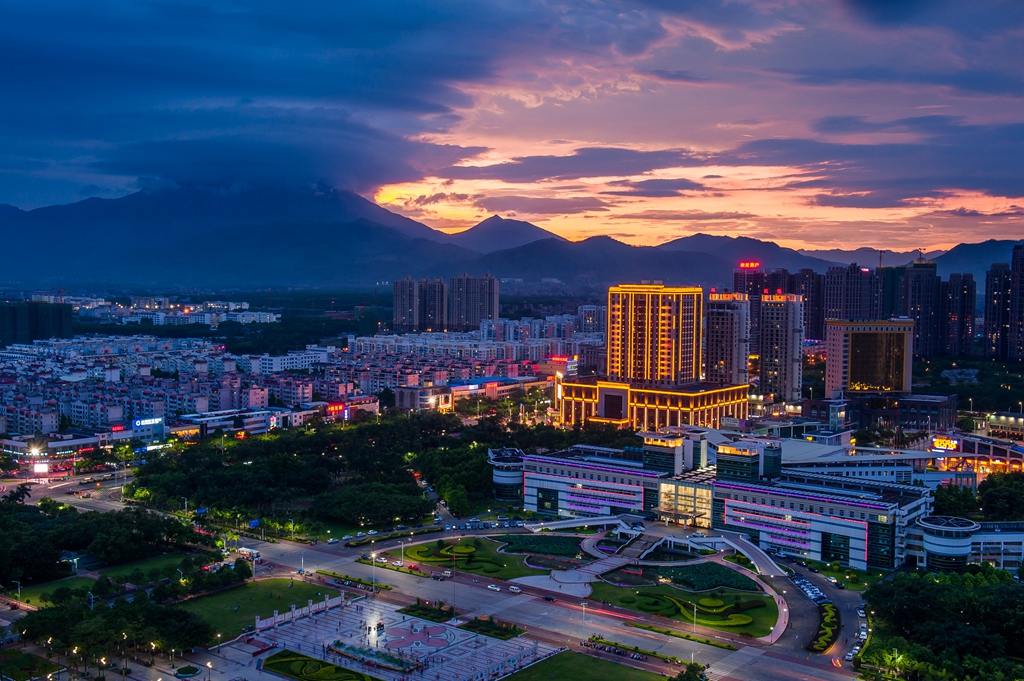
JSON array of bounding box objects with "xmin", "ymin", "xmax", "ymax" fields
[
  {"xmin": 934, "ymin": 240, "xmax": 1021, "ymax": 281},
  {"xmin": 798, "ymin": 247, "xmax": 945, "ymax": 267},
  {"xmin": 431, "ymin": 236, "xmax": 731, "ymax": 287},
  {"xmin": 659, "ymin": 233, "xmax": 838, "ymax": 272},
  {"xmin": 443, "ymin": 215, "xmax": 564, "ymax": 253}
]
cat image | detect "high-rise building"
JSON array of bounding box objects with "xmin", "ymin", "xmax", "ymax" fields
[
  {"xmin": 418, "ymin": 279, "xmax": 447, "ymax": 331},
  {"xmin": 705, "ymin": 292, "xmax": 750, "ymax": 386},
  {"xmin": 734, "ymin": 264, "xmax": 767, "ymax": 356},
  {"xmin": 876, "ymin": 266, "xmax": 907, "ymax": 318},
  {"xmin": 792, "ymin": 269, "xmax": 825, "ymax": 341},
  {"xmin": 824, "ymin": 263, "xmax": 881, "ymax": 321},
  {"xmin": 759, "ymin": 294, "xmax": 803, "ymax": 402},
  {"xmin": 1010, "ymin": 245, "xmax": 1024, "ymax": 361},
  {"xmin": 900, "ymin": 260, "xmax": 943, "ymax": 357},
  {"xmin": 448, "ymin": 273, "xmax": 499, "ymax": 332},
  {"xmin": 0, "ymin": 301, "xmax": 74, "ymax": 348},
  {"xmin": 824, "ymin": 320, "xmax": 914, "ymax": 398},
  {"xmin": 392, "ymin": 277, "xmax": 448, "ymax": 332},
  {"xmin": 607, "ymin": 283, "xmax": 703, "ymax": 385},
  {"xmin": 985, "ymin": 263, "xmax": 1013, "ymax": 359},
  {"xmin": 392, "ymin": 277, "xmax": 419, "ymax": 332},
  {"xmin": 577, "ymin": 305, "xmax": 607, "ymax": 333},
  {"xmin": 943, "ymin": 273, "xmax": 976, "ymax": 356}
]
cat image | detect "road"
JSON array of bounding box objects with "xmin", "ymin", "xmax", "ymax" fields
[{"xmin": 18, "ymin": 471, "xmax": 856, "ymax": 681}]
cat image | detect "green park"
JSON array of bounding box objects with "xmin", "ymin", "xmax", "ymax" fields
[{"xmin": 404, "ymin": 537, "xmax": 546, "ymax": 580}]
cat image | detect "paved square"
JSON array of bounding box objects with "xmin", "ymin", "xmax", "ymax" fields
[{"xmin": 257, "ymin": 596, "xmax": 557, "ymax": 681}]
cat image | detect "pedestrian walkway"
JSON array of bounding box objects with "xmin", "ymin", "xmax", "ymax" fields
[
  {"xmin": 705, "ymin": 647, "xmax": 765, "ymax": 680},
  {"xmin": 253, "ymin": 596, "xmax": 558, "ymax": 681},
  {"xmin": 620, "ymin": 533, "xmax": 661, "ymax": 560}
]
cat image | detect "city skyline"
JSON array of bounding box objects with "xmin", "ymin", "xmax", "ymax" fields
[{"xmin": 3, "ymin": 1, "xmax": 1023, "ymax": 252}]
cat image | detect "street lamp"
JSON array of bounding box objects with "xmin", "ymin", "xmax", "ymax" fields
[
  {"xmin": 216, "ymin": 634, "xmax": 221, "ymax": 652},
  {"xmin": 206, "ymin": 662, "xmax": 212, "ymax": 681},
  {"xmin": 301, "ymin": 550, "xmax": 307, "ymax": 575},
  {"xmin": 581, "ymin": 600, "xmax": 587, "ymax": 640},
  {"xmin": 370, "ymin": 551, "xmax": 376, "ymax": 595}
]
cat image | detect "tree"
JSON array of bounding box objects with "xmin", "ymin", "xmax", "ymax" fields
[
  {"xmin": 233, "ymin": 557, "xmax": 252, "ymax": 580},
  {"xmin": 933, "ymin": 484, "xmax": 978, "ymax": 517},
  {"xmin": 378, "ymin": 388, "xmax": 396, "ymax": 409},
  {"xmin": 673, "ymin": 662, "xmax": 707, "ymax": 681},
  {"xmin": 3, "ymin": 483, "xmax": 33, "ymax": 503}
]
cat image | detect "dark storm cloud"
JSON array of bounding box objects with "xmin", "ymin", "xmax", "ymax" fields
[
  {"xmin": 472, "ymin": 195, "xmax": 610, "ymax": 214},
  {"xmin": 602, "ymin": 178, "xmax": 707, "ymax": 197},
  {"xmin": 439, "ymin": 148, "xmax": 697, "ymax": 183}
]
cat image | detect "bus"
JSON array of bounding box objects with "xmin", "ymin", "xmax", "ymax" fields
[{"xmin": 238, "ymin": 547, "xmax": 261, "ymax": 560}]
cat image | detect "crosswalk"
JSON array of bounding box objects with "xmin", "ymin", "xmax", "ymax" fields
[{"xmin": 705, "ymin": 647, "xmax": 766, "ymax": 680}]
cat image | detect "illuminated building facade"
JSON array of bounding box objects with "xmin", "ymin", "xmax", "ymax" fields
[
  {"xmin": 705, "ymin": 292, "xmax": 749, "ymax": 386},
  {"xmin": 759, "ymin": 294, "xmax": 803, "ymax": 402},
  {"xmin": 824, "ymin": 320, "xmax": 914, "ymax": 398},
  {"xmin": 606, "ymin": 283, "xmax": 702, "ymax": 386},
  {"xmin": 557, "ymin": 376, "xmax": 748, "ymax": 430}
]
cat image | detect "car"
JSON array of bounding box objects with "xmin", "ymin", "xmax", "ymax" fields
[
  {"xmin": 327, "ymin": 538, "xmax": 339, "ymax": 544},
  {"xmin": 508, "ymin": 585, "xmax": 522, "ymax": 594},
  {"xmin": 859, "ymin": 622, "xmax": 868, "ymax": 631},
  {"xmin": 828, "ymin": 577, "xmax": 838, "ymax": 584},
  {"xmin": 360, "ymin": 553, "xmax": 371, "ymax": 560},
  {"xmin": 835, "ymin": 582, "xmax": 846, "ymax": 589},
  {"xmin": 543, "ymin": 595, "xmax": 556, "ymax": 602},
  {"xmin": 808, "ymin": 567, "xmax": 819, "ymax": 573},
  {"xmin": 396, "ymin": 524, "xmax": 407, "ymax": 530},
  {"xmin": 859, "ymin": 632, "xmax": 868, "ymax": 641},
  {"xmin": 442, "ymin": 570, "xmax": 453, "ymax": 577},
  {"xmin": 414, "ymin": 523, "xmax": 424, "ymax": 528},
  {"xmin": 407, "ymin": 564, "xmax": 418, "ymax": 571},
  {"xmin": 691, "ymin": 531, "xmax": 705, "ymax": 538},
  {"xmin": 444, "ymin": 525, "xmax": 453, "ymax": 531},
  {"xmin": 845, "ymin": 653, "xmax": 854, "ymax": 661},
  {"xmin": 469, "ymin": 518, "xmax": 480, "ymax": 522},
  {"xmin": 391, "ymin": 561, "xmax": 404, "ymax": 567},
  {"xmin": 852, "ymin": 645, "xmax": 861, "ymax": 654},
  {"xmin": 487, "ymin": 584, "xmax": 500, "ymax": 592},
  {"xmin": 433, "ymin": 519, "xmax": 442, "ymax": 525},
  {"xmin": 356, "ymin": 532, "xmax": 366, "ymax": 538},
  {"xmin": 515, "ymin": 520, "xmax": 524, "ymax": 527},
  {"xmin": 798, "ymin": 561, "xmax": 809, "ymax": 568},
  {"xmin": 383, "ymin": 527, "xmax": 394, "ymax": 533},
  {"xmin": 343, "ymin": 535, "xmax": 353, "ymax": 540},
  {"xmin": 857, "ymin": 609, "xmax": 866, "ymax": 618},
  {"xmin": 431, "ymin": 574, "xmax": 444, "ymax": 580},
  {"xmin": 375, "ymin": 557, "xmax": 388, "ymax": 564}
]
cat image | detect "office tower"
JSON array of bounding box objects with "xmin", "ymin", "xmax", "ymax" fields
[
  {"xmin": 392, "ymin": 277, "xmax": 419, "ymax": 332},
  {"xmin": 943, "ymin": 273, "xmax": 976, "ymax": 356},
  {"xmin": 577, "ymin": 305, "xmax": 607, "ymax": 333},
  {"xmin": 759, "ymin": 294, "xmax": 803, "ymax": 402},
  {"xmin": 705, "ymin": 292, "xmax": 750, "ymax": 386},
  {"xmin": 824, "ymin": 263, "xmax": 881, "ymax": 321},
  {"xmin": 448, "ymin": 273, "xmax": 499, "ymax": 332},
  {"xmin": 985, "ymin": 263, "xmax": 1013, "ymax": 359},
  {"xmin": 1010, "ymin": 245, "xmax": 1024, "ymax": 361},
  {"xmin": 734, "ymin": 264, "xmax": 766, "ymax": 355},
  {"xmin": 0, "ymin": 301, "xmax": 73, "ymax": 348},
  {"xmin": 607, "ymin": 283, "xmax": 703, "ymax": 385},
  {"xmin": 418, "ymin": 279, "xmax": 447, "ymax": 331},
  {"xmin": 876, "ymin": 266, "xmax": 907, "ymax": 318},
  {"xmin": 824, "ymin": 320, "xmax": 914, "ymax": 398},
  {"xmin": 792, "ymin": 269, "xmax": 825, "ymax": 341},
  {"xmin": 900, "ymin": 260, "xmax": 943, "ymax": 357}
]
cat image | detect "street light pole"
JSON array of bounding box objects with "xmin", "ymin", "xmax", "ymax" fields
[
  {"xmin": 301, "ymin": 550, "xmax": 307, "ymax": 574},
  {"xmin": 371, "ymin": 552, "xmax": 376, "ymax": 595},
  {"xmin": 581, "ymin": 600, "xmax": 587, "ymax": 640}
]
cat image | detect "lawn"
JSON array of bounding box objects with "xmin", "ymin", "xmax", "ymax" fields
[
  {"xmin": 657, "ymin": 563, "xmax": 760, "ymax": 591},
  {"xmin": 588, "ymin": 582, "xmax": 778, "ymax": 638},
  {"xmin": 459, "ymin": 616, "xmax": 524, "ymax": 640},
  {"xmin": 397, "ymin": 602, "xmax": 457, "ymax": 622},
  {"xmin": 492, "ymin": 534, "xmax": 585, "ymax": 558},
  {"xmin": 18, "ymin": 576, "xmax": 97, "ymax": 606},
  {"xmin": 100, "ymin": 552, "xmax": 192, "ymax": 583},
  {"xmin": 405, "ymin": 538, "xmax": 545, "ymax": 580},
  {"xmin": 504, "ymin": 652, "xmax": 662, "ymax": 681},
  {"xmin": 802, "ymin": 559, "xmax": 884, "ymax": 591},
  {"xmin": 178, "ymin": 578, "xmax": 340, "ymax": 640},
  {"xmin": 0, "ymin": 650, "xmax": 60, "ymax": 681},
  {"xmin": 263, "ymin": 650, "xmax": 383, "ymax": 681}
]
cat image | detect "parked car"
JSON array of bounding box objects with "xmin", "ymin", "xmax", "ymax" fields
[
  {"xmin": 845, "ymin": 653, "xmax": 854, "ymax": 661},
  {"xmin": 543, "ymin": 595, "xmax": 556, "ymax": 602},
  {"xmin": 487, "ymin": 584, "xmax": 501, "ymax": 592},
  {"xmin": 391, "ymin": 561, "xmax": 404, "ymax": 567},
  {"xmin": 327, "ymin": 538, "xmax": 339, "ymax": 544},
  {"xmin": 508, "ymin": 586, "xmax": 522, "ymax": 594},
  {"xmin": 367, "ymin": 529, "xmax": 378, "ymax": 535},
  {"xmin": 343, "ymin": 535, "xmax": 354, "ymax": 540}
]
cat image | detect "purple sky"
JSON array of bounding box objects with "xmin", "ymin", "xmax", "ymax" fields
[{"xmin": 2, "ymin": 1, "xmax": 1023, "ymax": 249}]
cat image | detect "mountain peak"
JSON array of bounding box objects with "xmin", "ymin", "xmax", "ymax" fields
[{"xmin": 444, "ymin": 215, "xmax": 565, "ymax": 253}]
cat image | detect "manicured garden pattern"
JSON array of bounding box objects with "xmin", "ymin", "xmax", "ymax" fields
[
  {"xmin": 458, "ymin": 616, "xmax": 524, "ymax": 640},
  {"xmin": 405, "ymin": 538, "xmax": 544, "ymax": 580},
  {"xmin": 807, "ymin": 603, "xmax": 840, "ymax": 653},
  {"xmin": 656, "ymin": 563, "xmax": 760, "ymax": 591},
  {"xmin": 492, "ymin": 534, "xmax": 585, "ymax": 558},
  {"xmin": 503, "ymin": 651, "xmax": 663, "ymax": 681},
  {"xmin": 178, "ymin": 578, "xmax": 339, "ymax": 640},
  {"xmin": 589, "ymin": 582, "xmax": 778, "ymax": 638},
  {"xmin": 263, "ymin": 650, "xmax": 384, "ymax": 681},
  {"xmin": 396, "ymin": 600, "xmax": 457, "ymax": 623},
  {"xmin": 625, "ymin": 622, "xmax": 738, "ymax": 650}
]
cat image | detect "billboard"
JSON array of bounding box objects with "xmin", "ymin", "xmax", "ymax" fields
[{"xmin": 33, "ymin": 462, "xmax": 49, "ymax": 474}]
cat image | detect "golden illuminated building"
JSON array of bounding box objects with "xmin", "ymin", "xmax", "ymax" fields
[
  {"xmin": 607, "ymin": 283, "xmax": 703, "ymax": 386},
  {"xmin": 556, "ymin": 376, "xmax": 748, "ymax": 430}
]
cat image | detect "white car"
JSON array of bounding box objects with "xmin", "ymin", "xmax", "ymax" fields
[
  {"xmin": 356, "ymin": 532, "xmax": 366, "ymax": 538},
  {"xmin": 375, "ymin": 557, "xmax": 388, "ymax": 564},
  {"xmin": 852, "ymin": 645, "xmax": 861, "ymax": 654},
  {"xmin": 487, "ymin": 584, "xmax": 500, "ymax": 592},
  {"xmin": 327, "ymin": 538, "xmax": 339, "ymax": 544},
  {"xmin": 508, "ymin": 585, "xmax": 521, "ymax": 594},
  {"xmin": 391, "ymin": 561, "xmax": 404, "ymax": 567},
  {"xmin": 859, "ymin": 632, "xmax": 868, "ymax": 641},
  {"xmin": 368, "ymin": 529, "xmax": 378, "ymax": 535},
  {"xmin": 343, "ymin": 535, "xmax": 353, "ymax": 540},
  {"xmin": 845, "ymin": 652, "xmax": 854, "ymax": 661}
]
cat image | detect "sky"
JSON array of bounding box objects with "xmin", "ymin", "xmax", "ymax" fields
[{"xmin": 2, "ymin": 0, "xmax": 1023, "ymax": 251}]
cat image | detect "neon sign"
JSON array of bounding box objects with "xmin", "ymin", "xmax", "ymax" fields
[
  {"xmin": 931, "ymin": 436, "xmax": 960, "ymax": 451},
  {"xmin": 739, "ymin": 261, "xmax": 761, "ymax": 269}
]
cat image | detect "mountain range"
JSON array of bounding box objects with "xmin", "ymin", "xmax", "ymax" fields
[{"xmin": 0, "ymin": 185, "xmax": 1017, "ymax": 289}]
